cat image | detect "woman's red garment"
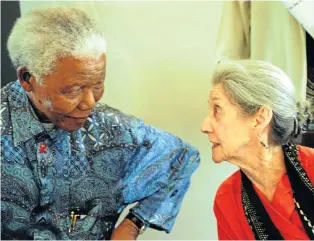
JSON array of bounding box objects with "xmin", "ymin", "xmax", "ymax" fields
[{"xmin": 214, "ymin": 146, "xmax": 314, "ymax": 240}]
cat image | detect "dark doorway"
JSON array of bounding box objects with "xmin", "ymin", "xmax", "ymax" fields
[{"xmin": 1, "ymin": 1, "xmax": 21, "ymax": 87}]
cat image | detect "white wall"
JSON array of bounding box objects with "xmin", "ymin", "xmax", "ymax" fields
[{"xmin": 20, "ymin": 1, "xmax": 237, "ymax": 239}]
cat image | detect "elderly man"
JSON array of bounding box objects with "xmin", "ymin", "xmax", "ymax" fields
[{"xmin": 1, "ymin": 7, "xmax": 200, "ymax": 240}]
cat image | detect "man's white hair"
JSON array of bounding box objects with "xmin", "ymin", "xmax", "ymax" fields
[{"xmin": 7, "ymin": 7, "xmax": 107, "ymax": 82}]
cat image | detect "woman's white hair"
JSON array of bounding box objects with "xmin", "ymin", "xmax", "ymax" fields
[
  {"xmin": 7, "ymin": 7, "xmax": 107, "ymax": 83},
  {"xmin": 212, "ymin": 60, "xmax": 312, "ymax": 144}
]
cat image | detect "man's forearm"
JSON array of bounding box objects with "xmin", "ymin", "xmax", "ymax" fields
[{"xmin": 111, "ymin": 218, "xmax": 140, "ymax": 240}]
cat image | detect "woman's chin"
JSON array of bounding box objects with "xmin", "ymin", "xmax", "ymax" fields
[
  {"xmin": 212, "ymin": 158, "xmax": 225, "ymax": 164},
  {"xmin": 212, "ymin": 154, "xmax": 225, "ymax": 163}
]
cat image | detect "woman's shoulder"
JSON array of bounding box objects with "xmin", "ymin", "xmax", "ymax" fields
[
  {"xmin": 213, "ymin": 170, "xmax": 242, "ymax": 220},
  {"xmin": 298, "ymin": 145, "xmax": 314, "ymax": 156},
  {"xmin": 215, "ymin": 170, "xmax": 241, "ymax": 200},
  {"xmin": 297, "ymin": 145, "xmax": 314, "ymax": 186},
  {"xmin": 298, "ymin": 145, "xmax": 314, "ymax": 166}
]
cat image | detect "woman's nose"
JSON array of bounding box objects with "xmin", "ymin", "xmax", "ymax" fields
[{"xmin": 200, "ymin": 116, "xmax": 213, "ymax": 134}]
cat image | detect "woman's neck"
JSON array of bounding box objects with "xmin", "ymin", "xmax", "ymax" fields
[{"xmin": 231, "ymin": 144, "xmax": 286, "ymax": 201}]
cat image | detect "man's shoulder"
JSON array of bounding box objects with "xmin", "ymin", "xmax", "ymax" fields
[
  {"xmin": 0, "ymin": 82, "xmax": 16, "ymax": 136},
  {"xmin": 92, "ymin": 103, "xmax": 142, "ymax": 129},
  {"xmin": 1, "ymin": 81, "xmax": 15, "ymax": 101},
  {"xmin": 1, "ymin": 80, "xmax": 27, "ymax": 108}
]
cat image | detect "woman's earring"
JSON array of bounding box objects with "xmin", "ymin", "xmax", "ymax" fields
[{"xmin": 260, "ymin": 141, "xmax": 268, "ymax": 149}]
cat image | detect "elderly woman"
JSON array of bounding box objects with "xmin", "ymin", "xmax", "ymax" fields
[
  {"xmin": 201, "ymin": 60, "xmax": 314, "ymax": 240},
  {"xmin": 1, "ymin": 7, "xmax": 200, "ymax": 240}
]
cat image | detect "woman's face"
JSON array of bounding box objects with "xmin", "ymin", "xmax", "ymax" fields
[{"xmin": 201, "ymin": 84, "xmax": 258, "ymax": 163}]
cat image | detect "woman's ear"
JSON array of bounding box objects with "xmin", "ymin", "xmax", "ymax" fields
[
  {"xmin": 253, "ymin": 106, "xmax": 273, "ymax": 133},
  {"xmin": 17, "ymin": 67, "xmax": 35, "ymax": 92}
]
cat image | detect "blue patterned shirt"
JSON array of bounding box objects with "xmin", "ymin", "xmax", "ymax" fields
[{"xmin": 0, "ymin": 81, "xmax": 200, "ymax": 240}]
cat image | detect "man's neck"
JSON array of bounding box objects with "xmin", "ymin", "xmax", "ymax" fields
[{"xmin": 27, "ymin": 96, "xmax": 51, "ymax": 123}]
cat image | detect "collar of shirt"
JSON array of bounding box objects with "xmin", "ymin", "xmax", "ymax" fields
[
  {"xmin": 8, "ymin": 81, "xmax": 45, "ymax": 146},
  {"xmin": 6, "ymin": 81, "xmax": 68, "ymax": 146}
]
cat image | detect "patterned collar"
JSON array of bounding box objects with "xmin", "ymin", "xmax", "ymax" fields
[{"xmin": 8, "ymin": 81, "xmax": 46, "ymax": 146}]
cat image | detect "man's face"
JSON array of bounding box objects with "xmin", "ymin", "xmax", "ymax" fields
[{"xmin": 27, "ymin": 53, "xmax": 106, "ymax": 131}]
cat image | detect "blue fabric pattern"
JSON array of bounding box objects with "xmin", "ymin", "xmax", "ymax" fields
[{"xmin": 1, "ymin": 80, "xmax": 200, "ymax": 240}]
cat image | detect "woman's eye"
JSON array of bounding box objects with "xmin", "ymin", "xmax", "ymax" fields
[{"xmin": 214, "ymin": 105, "xmax": 221, "ymax": 115}]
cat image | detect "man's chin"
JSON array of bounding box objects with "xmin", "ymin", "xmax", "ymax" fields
[{"xmin": 55, "ymin": 121, "xmax": 86, "ymax": 132}]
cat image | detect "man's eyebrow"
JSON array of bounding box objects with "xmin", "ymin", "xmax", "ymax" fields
[
  {"xmin": 74, "ymin": 69, "xmax": 106, "ymax": 76},
  {"xmin": 59, "ymin": 83, "xmax": 82, "ymax": 91}
]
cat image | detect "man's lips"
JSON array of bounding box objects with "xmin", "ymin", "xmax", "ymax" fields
[{"xmin": 64, "ymin": 115, "xmax": 89, "ymax": 120}]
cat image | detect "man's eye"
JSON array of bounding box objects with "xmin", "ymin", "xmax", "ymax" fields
[
  {"xmin": 61, "ymin": 88, "xmax": 81, "ymax": 95},
  {"xmin": 93, "ymin": 82, "xmax": 103, "ymax": 89}
]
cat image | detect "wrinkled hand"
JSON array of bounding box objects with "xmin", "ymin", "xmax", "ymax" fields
[{"xmin": 111, "ymin": 218, "xmax": 140, "ymax": 240}]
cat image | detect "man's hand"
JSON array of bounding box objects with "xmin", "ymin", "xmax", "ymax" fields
[{"xmin": 111, "ymin": 218, "xmax": 140, "ymax": 240}]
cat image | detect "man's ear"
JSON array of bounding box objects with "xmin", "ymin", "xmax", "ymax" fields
[
  {"xmin": 17, "ymin": 67, "xmax": 35, "ymax": 92},
  {"xmin": 253, "ymin": 106, "xmax": 273, "ymax": 134}
]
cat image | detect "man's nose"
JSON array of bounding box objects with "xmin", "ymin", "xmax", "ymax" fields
[{"xmin": 78, "ymin": 88, "xmax": 96, "ymax": 111}]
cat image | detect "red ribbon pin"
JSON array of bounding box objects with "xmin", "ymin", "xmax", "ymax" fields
[{"xmin": 39, "ymin": 143, "xmax": 48, "ymax": 154}]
